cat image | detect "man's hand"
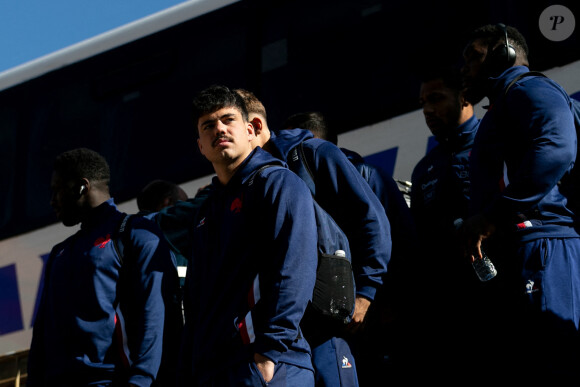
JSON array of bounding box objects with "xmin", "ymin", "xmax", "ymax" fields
[
  {"xmin": 254, "ymin": 353, "xmax": 275, "ymax": 383},
  {"xmin": 461, "ymin": 213, "xmax": 496, "ymax": 262},
  {"xmin": 346, "ymin": 296, "xmax": 371, "ymax": 333}
]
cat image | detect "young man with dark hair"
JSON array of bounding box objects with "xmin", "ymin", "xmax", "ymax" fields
[
  {"xmin": 412, "ymin": 66, "xmax": 479, "ymax": 259},
  {"xmin": 283, "ymin": 111, "xmax": 337, "ymax": 145},
  {"xmin": 179, "ymin": 85, "xmax": 318, "ymax": 385},
  {"xmin": 462, "ymin": 23, "xmax": 529, "ymax": 105},
  {"xmin": 137, "ymin": 179, "xmax": 188, "ymax": 214},
  {"xmin": 236, "ymin": 89, "xmax": 391, "ymax": 387},
  {"xmin": 461, "ymin": 24, "xmax": 580, "ymax": 383},
  {"xmin": 28, "ymin": 148, "xmax": 177, "ymax": 387},
  {"xmin": 408, "ymin": 67, "xmax": 481, "ymax": 380}
]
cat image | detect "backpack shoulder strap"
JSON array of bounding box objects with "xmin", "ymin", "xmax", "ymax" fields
[
  {"xmin": 288, "ymin": 142, "xmax": 316, "ymax": 197},
  {"xmin": 246, "ymin": 164, "xmax": 280, "ymax": 186},
  {"xmin": 112, "ymin": 213, "xmax": 133, "ymax": 265},
  {"xmin": 504, "ymin": 71, "xmax": 547, "ymax": 96}
]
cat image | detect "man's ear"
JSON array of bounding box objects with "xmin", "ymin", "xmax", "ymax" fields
[
  {"xmin": 251, "ymin": 117, "xmax": 263, "ymax": 134},
  {"xmin": 247, "ymin": 121, "xmax": 255, "ymax": 141},
  {"xmin": 78, "ymin": 178, "xmax": 90, "ymax": 195},
  {"xmin": 459, "ymin": 89, "xmax": 471, "ymax": 108}
]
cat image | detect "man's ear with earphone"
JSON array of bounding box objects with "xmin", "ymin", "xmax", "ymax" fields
[{"xmin": 78, "ymin": 178, "xmax": 90, "ymax": 197}]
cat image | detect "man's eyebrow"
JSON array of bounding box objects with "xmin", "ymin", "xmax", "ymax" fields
[
  {"xmin": 200, "ymin": 117, "xmax": 216, "ymax": 127},
  {"xmin": 200, "ymin": 111, "xmax": 238, "ymax": 128},
  {"xmin": 219, "ymin": 113, "xmax": 236, "ymax": 120}
]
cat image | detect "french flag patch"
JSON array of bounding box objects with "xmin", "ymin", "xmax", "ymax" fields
[
  {"xmin": 516, "ymin": 220, "xmax": 533, "ymax": 229},
  {"xmin": 235, "ymin": 274, "xmax": 260, "ymax": 344}
]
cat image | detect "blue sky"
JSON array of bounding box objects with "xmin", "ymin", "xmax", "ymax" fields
[{"xmin": 0, "ymin": 0, "xmax": 189, "ymax": 73}]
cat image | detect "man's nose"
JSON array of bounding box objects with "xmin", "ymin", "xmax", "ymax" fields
[{"xmin": 216, "ymin": 120, "xmax": 228, "ymax": 132}]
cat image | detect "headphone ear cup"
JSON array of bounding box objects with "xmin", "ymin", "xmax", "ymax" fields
[
  {"xmin": 505, "ymin": 43, "xmax": 516, "ymax": 66},
  {"xmin": 487, "ymin": 24, "xmax": 517, "ymax": 77}
]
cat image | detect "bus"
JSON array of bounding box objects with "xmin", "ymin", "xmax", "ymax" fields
[{"xmin": 1, "ymin": 0, "xmax": 579, "ymax": 375}]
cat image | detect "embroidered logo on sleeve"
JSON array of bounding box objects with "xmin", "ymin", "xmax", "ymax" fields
[
  {"xmin": 525, "ymin": 279, "xmax": 540, "ymax": 294},
  {"xmin": 341, "ymin": 356, "xmax": 352, "ymax": 369}
]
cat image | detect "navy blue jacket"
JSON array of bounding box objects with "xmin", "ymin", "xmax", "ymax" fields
[
  {"xmin": 342, "ymin": 147, "xmax": 417, "ymax": 266},
  {"xmin": 470, "ymin": 66, "xmax": 579, "ymax": 242},
  {"xmin": 267, "ymin": 129, "xmax": 391, "ymax": 301},
  {"xmin": 181, "ymin": 148, "xmax": 318, "ymax": 383},
  {"xmin": 28, "ymin": 199, "xmax": 175, "ymax": 386},
  {"xmin": 411, "ymin": 114, "xmax": 480, "ymax": 243}
]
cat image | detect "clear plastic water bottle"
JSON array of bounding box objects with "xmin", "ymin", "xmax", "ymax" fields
[
  {"xmin": 454, "ymin": 218, "xmax": 498, "ymax": 282},
  {"xmin": 472, "ymin": 250, "xmax": 497, "ymax": 281}
]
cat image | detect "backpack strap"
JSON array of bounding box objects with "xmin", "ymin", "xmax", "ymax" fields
[
  {"xmin": 112, "ymin": 214, "xmax": 133, "ymax": 265},
  {"xmin": 504, "ymin": 71, "xmax": 547, "ymax": 96},
  {"xmin": 247, "ymin": 164, "xmax": 277, "ymax": 186},
  {"xmin": 288, "ymin": 142, "xmax": 316, "ymax": 197}
]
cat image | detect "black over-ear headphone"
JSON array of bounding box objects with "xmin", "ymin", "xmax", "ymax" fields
[{"xmin": 487, "ymin": 23, "xmax": 517, "ymax": 76}]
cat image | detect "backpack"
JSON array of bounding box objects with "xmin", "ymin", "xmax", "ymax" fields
[
  {"xmin": 248, "ymin": 162, "xmax": 356, "ymax": 325},
  {"xmin": 112, "ymin": 213, "xmax": 183, "ymax": 387},
  {"xmin": 286, "ymin": 143, "xmax": 357, "ymax": 324},
  {"xmin": 504, "ymin": 71, "xmax": 580, "ymax": 214}
]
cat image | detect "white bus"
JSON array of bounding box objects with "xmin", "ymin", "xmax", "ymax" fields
[{"xmin": 1, "ymin": 0, "xmax": 579, "ymax": 372}]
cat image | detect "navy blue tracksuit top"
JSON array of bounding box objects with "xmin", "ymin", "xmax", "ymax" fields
[
  {"xmin": 181, "ymin": 148, "xmax": 318, "ymax": 383},
  {"xmin": 267, "ymin": 129, "xmax": 392, "ymax": 301},
  {"xmin": 28, "ymin": 199, "xmax": 175, "ymax": 386},
  {"xmin": 470, "ymin": 66, "xmax": 579, "ymax": 242}
]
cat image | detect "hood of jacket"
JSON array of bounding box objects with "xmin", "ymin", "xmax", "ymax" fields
[{"xmin": 267, "ymin": 128, "xmax": 314, "ymax": 163}]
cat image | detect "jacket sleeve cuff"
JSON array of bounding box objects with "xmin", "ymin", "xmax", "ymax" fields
[
  {"xmin": 356, "ymin": 284, "xmax": 377, "ymax": 301},
  {"xmin": 128, "ymin": 374, "xmax": 154, "ymax": 387},
  {"xmin": 255, "ymin": 348, "xmax": 282, "ymax": 365}
]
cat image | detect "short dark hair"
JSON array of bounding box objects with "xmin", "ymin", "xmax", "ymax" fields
[
  {"xmin": 137, "ymin": 179, "xmax": 185, "ymax": 212},
  {"xmin": 192, "ymin": 85, "xmax": 249, "ymax": 127},
  {"xmin": 283, "ymin": 111, "xmax": 337, "ymax": 145},
  {"xmin": 234, "ymin": 89, "xmax": 267, "ymax": 120},
  {"xmin": 53, "ymin": 148, "xmax": 110, "ymax": 185},
  {"xmin": 468, "ymin": 24, "xmax": 529, "ymax": 61},
  {"xmin": 420, "ymin": 66, "xmax": 464, "ymax": 92}
]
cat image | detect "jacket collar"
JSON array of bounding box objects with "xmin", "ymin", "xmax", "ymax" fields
[
  {"xmin": 486, "ymin": 65, "xmax": 530, "ymax": 104},
  {"xmin": 80, "ymin": 198, "xmax": 117, "ymax": 230},
  {"xmin": 211, "ymin": 147, "xmax": 286, "ymax": 190}
]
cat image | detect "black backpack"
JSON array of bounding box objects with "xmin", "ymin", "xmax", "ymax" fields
[
  {"xmin": 504, "ymin": 72, "xmax": 580, "ymax": 215},
  {"xmin": 286, "ymin": 143, "xmax": 357, "ymax": 324},
  {"xmin": 248, "ymin": 163, "xmax": 356, "ymax": 325}
]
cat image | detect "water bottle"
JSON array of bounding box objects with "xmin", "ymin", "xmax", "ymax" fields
[
  {"xmin": 454, "ymin": 218, "xmax": 498, "ymax": 282},
  {"xmin": 472, "ymin": 250, "xmax": 497, "ymax": 281}
]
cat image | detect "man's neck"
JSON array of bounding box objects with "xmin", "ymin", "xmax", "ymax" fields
[
  {"xmin": 213, "ymin": 152, "xmax": 251, "ymax": 185},
  {"xmin": 458, "ymin": 106, "xmax": 474, "ymax": 126}
]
